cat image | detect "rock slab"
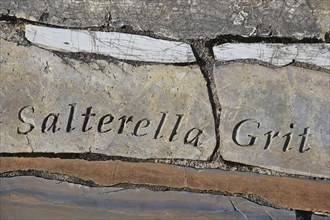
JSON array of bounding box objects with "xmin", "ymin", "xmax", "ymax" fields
[
  {"xmin": 2, "ymin": 157, "xmax": 329, "ymax": 213},
  {"xmin": 215, "ymin": 64, "xmax": 330, "ymax": 178},
  {"xmin": 1, "ymin": 0, "xmax": 329, "ymax": 40},
  {"xmin": 0, "ymin": 39, "xmax": 215, "ymax": 160},
  {"xmin": 4, "ymin": 176, "xmax": 319, "ymax": 220}
]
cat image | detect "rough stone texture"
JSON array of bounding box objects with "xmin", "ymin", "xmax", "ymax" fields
[
  {"xmin": 25, "ymin": 25, "xmax": 196, "ymax": 63},
  {"xmin": 0, "ymin": 0, "xmax": 329, "ymax": 40},
  {"xmin": 213, "ymin": 43, "xmax": 330, "ymax": 69},
  {"xmin": 114, "ymin": 160, "xmax": 185, "ymax": 188},
  {"xmin": 1, "ymin": 157, "xmax": 329, "ymax": 213},
  {"xmin": 214, "ymin": 63, "xmax": 330, "ymax": 178},
  {"xmin": 0, "ymin": 39, "xmax": 215, "ymax": 160},
  {"xmin": 228, "ymin": 197, "xmax": 329, "ymax": 220},
  {"xmin": 0, "ymin": 22, "xmax": 27, "ymax": 46},
  {"xmin": 3, "ymin": 176, "xmax": 321, "ymax": 220},
  {"xmin": 0, "ymin": 157, "xmax": 186, "ymax": 187},
  {"xmin": 186, "ymin": 168, "xmax": 330, "ymax": 213},
  {"xmin": 229, "ymin": 196, "xmax": 295, "ymax": 220}
]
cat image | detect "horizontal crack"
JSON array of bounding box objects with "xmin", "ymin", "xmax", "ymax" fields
[
  {"xmin": 213, "ymin": 59, "xmax": 330, "ymax": 73},
  {"xmin": 0, "ymin": 153, "xmax": 329, "ymax": 182},
  {"xmin": 203, "ymin": 34, "xmax": 325, "ymax": 48},
  {"xmin": 0, "ymin": 15, "xmax": 326, "ymax": 47},
  {"xmin": 0, "ymin": 14, "xmax": 184, "ymax": 42},
  {"xmin": 0, "ymin": 170, "xmax": 285, "ymax": 210}
]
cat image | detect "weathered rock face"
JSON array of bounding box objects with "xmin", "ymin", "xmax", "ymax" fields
[
  {"xmin": 2, "ymin": 176, "xmax": 308, "ymax": 220},
  {"xmin": 0, "ymin": 39, "xmax": 216, "ymax": 160},
  {"xmin": 214, "ymin": 64, "xmax": 330, "ymax": 178},
  {"xmin": 0, "ymin": 0, "xmax": 329, "ymax": 40},
  {"xmin": 2, "ymin": 157, "xmax": 330, "ymax": 213}
]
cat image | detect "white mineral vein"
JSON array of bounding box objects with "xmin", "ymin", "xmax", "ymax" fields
[
  {"xmin": 213, "ymin": 43, "xmax": 330, "ymax": 69},
  {"xmin": 25, "ymin": 25, "xmax": 196, "ymax": 63}
]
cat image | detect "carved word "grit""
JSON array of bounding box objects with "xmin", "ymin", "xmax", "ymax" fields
[
  {"xmin": 16, "ymin": 104, "xmax": 203, "ymax": 147},
  {"xmin": 232, "ymin": 119, "xmax": 312, "ymax": 153}
]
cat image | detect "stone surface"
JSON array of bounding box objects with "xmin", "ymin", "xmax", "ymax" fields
[
  {"xmin": 25, "ymin": 25, "xmax": 196, "ymax": 63},
  {"xmin": 229, "ymin": 197, "xmax": 329, "ymax": 220},
  {"xmin": 114, "ymin": 160, "xmax": 184, "ymax": 188},
  {"xmin": 214, "ymin": 64, "xmax": 330, "ymax": 178},
  {"xmin": 186, "ymin": 168, "xmax": 330, "ymax": 213},
  {"xmin": 0, "ymin": 157, "xmax": 186, "ymax": 187},
  {"xmin": 213, "ymin": 43, "xmax": 330, "ymax": 69},
  {"xmin": 0, "ymin": 0, "xmax": 329, "ymax": 40},
  {"xmin": 229, "ymin": 196, "xmax": 295, "ymax": 220},
  {"xmin": 1, "ymin": 157, "xmax": 329, "ymax": 213},
  {"xmin": 0, "ymin": 39, "xmax": 215, "ymax": 160},
  {"xmin": 3, "ymin": 176, "xmax": 321, "ymax": 220}
]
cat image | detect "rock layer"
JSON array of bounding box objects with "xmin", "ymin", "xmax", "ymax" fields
[
  {"xmin": 0, "ymin": 39, "xmax": 215, "ymax": 160},
  {"xmin": 1, "ymin": 157, "xmax": 329, "ymax": 213},
  {"xmin": 1, "ymin": 0, "xmax": 329, "ymax": 40},
  {"xmin": 4, "ymin": 176, "xmax": 320, "ymax": 220}
]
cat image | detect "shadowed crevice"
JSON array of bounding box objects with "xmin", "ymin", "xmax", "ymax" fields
[{"xmin": 190, "ymin": 40, "xmax": 221, "ymax": 161}]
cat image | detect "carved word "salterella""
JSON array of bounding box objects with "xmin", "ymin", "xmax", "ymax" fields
[
  {"xmin": 16, "ymin": 104, "xmax": 203, "ymax": 147},
  {"xmin": 232, "ymin": 119, "xmax": 312, "ymax": 153}
]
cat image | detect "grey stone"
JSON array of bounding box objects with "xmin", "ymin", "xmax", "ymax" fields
[
  {"xmin": 2, "ymin": 176, "xmax": 323, "ymax": 220},
  {"xmin": 0, "ymin": 39, "xmax": 216, "ymax": 160},
  {"xmin": 214, "ymin": 63, "xmax": 330, "ymax": 178},
  {"xmin": 0, "ymin": 176, "xmax": 239, "ymax": 219},
  {"xmin": 229, "ymin": 196, "xmax": 296, "ymax": 220},
  {"xmin": 0, "ymin": 0, "xmax": 329, "ymax": 40}
]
